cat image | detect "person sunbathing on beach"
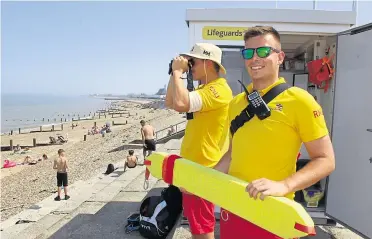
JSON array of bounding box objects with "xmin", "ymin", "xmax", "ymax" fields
[
  {"xmin": 124, "ymin": 150, "xmax": 138, "ymax": 172},
  {"xmin": 88, "ymin": 126, "xmax": 99, "ymax": 135},
  {"xmin": 22, "ymin": 156, "xmax": 31, "ymax": 165},
  {"xmin": 22, "ymin": 155, "xmax": 37, "ymax": 165},
  {"xmin": 21, "ymin": 147, "xmax": 31, "ymax": 154}
]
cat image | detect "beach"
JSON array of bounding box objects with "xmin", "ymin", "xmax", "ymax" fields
[{"xmin": 0, "ymin": 99, "xmax": 185, "ymax": 222}]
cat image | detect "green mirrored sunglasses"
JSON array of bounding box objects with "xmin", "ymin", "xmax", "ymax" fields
[{"xmin": 241, "ymin": 46, "xmax": 280, "ymax": 60}]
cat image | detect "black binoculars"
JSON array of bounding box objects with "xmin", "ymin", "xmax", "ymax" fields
[{"xmin": 168, "ymin": 59, "xmax": 194, "ymax": 75}]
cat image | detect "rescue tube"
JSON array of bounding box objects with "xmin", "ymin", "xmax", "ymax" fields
[{"xmin": 144, "ymin": 152, "xmax": 315, "ymax": 239}]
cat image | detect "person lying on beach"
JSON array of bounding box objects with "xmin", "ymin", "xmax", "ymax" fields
[
  {"xmin": 88, "ymin": 126, "xmax": 99, "ymax": 135},
  {"xmin": 22, "ymin": 156, "xmax": 37, "ymax": 165},
  {"xmin": 124, "ymin": 150, "xmax": 138, "ymax": 172},
  {"xmin": 100, "ymin": 124, "xmax": 111, "ymax": 134},
  {"xmin": 140, "ymin": 120, "xmax": 156, "ymax": 158},
  {"xmin": 53, "ymin": 149, "xmax": 70, "ymax": 201},
  {"xmin": 20, "ymin": 147, "xmax": 31, "ymax": 154}
]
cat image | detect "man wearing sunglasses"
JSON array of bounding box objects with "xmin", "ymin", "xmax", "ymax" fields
[
  {"xmin": 214, "ymin": 26, "xmax": 335, "ymax": 238},
  {"xmin": 165, "ymin": 43, "xmax": 233, "ymax": 239}
]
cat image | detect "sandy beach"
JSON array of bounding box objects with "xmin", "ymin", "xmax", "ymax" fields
[{"xmin": 0, "ymin": 99, "xmax": 185, "ymax": 222}]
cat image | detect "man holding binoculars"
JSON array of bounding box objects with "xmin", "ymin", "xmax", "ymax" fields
[{"xmin": 165, "ymin": 43, "xmax": 233, "ymax": 239}]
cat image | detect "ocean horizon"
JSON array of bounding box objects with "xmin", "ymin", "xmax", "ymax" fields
[{"xmin": 1, "ymin": 93, "xmax": 110, "ymax": 133}]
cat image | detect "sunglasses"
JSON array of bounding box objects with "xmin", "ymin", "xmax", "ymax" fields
[{"xmin": 241, "ymin": 46, "xmax": 280, "ymax": 60}]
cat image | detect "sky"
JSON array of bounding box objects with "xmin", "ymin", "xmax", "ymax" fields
[{"xmin": 1, "ymin": 1, "xmax": 371, "ymax": 96}]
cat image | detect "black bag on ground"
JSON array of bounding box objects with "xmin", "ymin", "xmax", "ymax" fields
[
  {"xmin": 104, "ymin": 163, "xmax": 115, "ymax": 175},
  {"xmin": 139, "ymin": 185, "xmax": 183, "ymax": 239}
]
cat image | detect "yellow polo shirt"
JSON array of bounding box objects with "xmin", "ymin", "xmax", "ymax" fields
[
  {"xmin": 228, "ymin": 77, "xmax": 329, "ymax": 199},
  {"xmin": 180, "ymin": 78, "xmax": 233, "ymax": 167}
]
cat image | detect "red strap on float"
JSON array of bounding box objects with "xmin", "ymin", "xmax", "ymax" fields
[
  {"xmin": 143, "ymin": 160, "xmax": 153, "ymax": 190},
  {"xmin": 144, "ymin": 160, "xmax": 151, "ymax": 180},
  {"xmin": 162, "ymin": 154, "xmax": 181, "ymax": 185},
  {"xmin": 294, "ymin": 222, "xmax": 316, "ymax": 236}
]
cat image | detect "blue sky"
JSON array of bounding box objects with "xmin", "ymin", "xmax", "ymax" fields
[{"xmin": 2, "ymin": 1, "xmax": 371, "ymax": 96}]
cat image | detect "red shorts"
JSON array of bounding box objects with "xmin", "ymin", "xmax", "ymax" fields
[
  {"xmin": 220, "ymin": 209, "xmax": 284, "ymax": 239},
  {"xmin": 182, "ymin": 193, "xmax": 215, "ymax": 235}
]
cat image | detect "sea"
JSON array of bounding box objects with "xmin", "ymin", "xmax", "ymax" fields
[{"xmin": 1, "ymin": 93, "xmax": 111, "ymax": 134}]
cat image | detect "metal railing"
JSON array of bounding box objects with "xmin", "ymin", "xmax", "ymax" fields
[{"xmin": 155, "ymin": 121, "xmax": 187, "ymax": 141}]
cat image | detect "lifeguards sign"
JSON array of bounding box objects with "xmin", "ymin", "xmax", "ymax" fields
[{"xmin": 202, "ymin": 26, "xmax": 248, "ymax": 40}]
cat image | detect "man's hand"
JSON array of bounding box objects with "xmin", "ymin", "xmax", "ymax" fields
[
  {"xmin": 172, "ymin": 56, "xmax": 189, "ymax": 73},
  {"xmin": 246, "ymin": 178, "xmax": 290, "ymax": 201}
]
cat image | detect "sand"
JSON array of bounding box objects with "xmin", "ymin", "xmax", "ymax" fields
[{"xmin": 0, "ymin": 99, "xmax": 185, "ymax": 221}]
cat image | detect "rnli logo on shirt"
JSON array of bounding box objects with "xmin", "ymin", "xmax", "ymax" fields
[
  {"xmin": 209, "ymin": 86, "xmax": 220, "ymax": 98},
  {"xmin": 313, "ymin": 109, "xmax": 323, "ymax": 118},
  {"xmin": 270, "ymin": 103, "xmax": 283, "ymax": 111}
]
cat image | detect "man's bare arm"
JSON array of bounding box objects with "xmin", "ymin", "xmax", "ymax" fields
[
  {"xmin": 172, "ymin": 70, "xmax": 190, "ymax": 112},
  {"xmin": 283, "ymin": 135, "xmax": 335, "ymax": 192},
  {"xmin": 53, "ymin": 160, "xmax": 58, "ymax": 169},
  {"xmin": 165, "ymin": 75, "xmax": 174, "ymax": 108},
  {"xmin": 213, "ymin": 139, "xmax": 232, "ymax": 174},
  {"xmin": 141, "ymin": 128, "xmax": 145, "ymax": 144}
]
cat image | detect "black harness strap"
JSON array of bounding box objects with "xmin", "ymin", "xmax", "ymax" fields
[{"xmin": 230, "ymin": 83, "xmax": 291, "ymax": 137}]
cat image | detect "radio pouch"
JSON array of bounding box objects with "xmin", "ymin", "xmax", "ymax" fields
[{"xmin": 230, "ymin": 83, "xmax": 291, "ymax": 137}]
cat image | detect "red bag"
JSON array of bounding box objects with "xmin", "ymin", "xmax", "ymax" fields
[{"xmin": 307, "ymin": 54, "xmax": 335, "ymax": 93}]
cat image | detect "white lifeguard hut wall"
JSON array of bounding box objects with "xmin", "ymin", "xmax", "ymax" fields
[{"xmin": 185, "ymin": 8, "xmax": 356, "ymax": 57}]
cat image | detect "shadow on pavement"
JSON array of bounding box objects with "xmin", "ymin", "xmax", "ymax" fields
[{"xmin": 48, "ymin": 188, "xmax": 165, "ymax": 239}]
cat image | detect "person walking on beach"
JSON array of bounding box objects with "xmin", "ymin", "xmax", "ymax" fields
[
  {"xmin": 165, "ymin": 43, "xmax": 233, "ymax": 239},
  {"xmin": 213, "ymin": 26, "xmax": 335, "ymax": 238},
  {"xmin": 140, "ymin": 120, "xmax": 156, "ymax": 159},
  {"xmin": 53, "ymin": 149, "xmax": 70, "ymax": 201}
]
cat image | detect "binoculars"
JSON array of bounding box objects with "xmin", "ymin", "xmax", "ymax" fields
[{"xmin": 168, "ymin": 59, "xmax": 194, "ymax": 75}]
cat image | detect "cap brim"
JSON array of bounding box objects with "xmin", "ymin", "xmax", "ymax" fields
[
  {"xmin": 180, "ymin": 53, "xmax": 227, "ymax": 75},
  {"xmin": 180, "ymin": 53, "xmax": 202, "ymax": 59}
]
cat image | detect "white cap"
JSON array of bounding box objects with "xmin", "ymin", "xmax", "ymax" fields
[{"xmin": 181, "ymin": 43, "xmax": 226, "ymax": 74}]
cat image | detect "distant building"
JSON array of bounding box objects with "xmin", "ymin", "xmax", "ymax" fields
[{"xmin": 155, "ymin": 84, "xmax": 167, "ymax": 95}]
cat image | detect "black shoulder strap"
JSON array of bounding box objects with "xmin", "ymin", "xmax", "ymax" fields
[
  {"xmin": 230, "ymin": 83, "xmax": 291, "ymax": 137},
  {"xmin": 261, "ymin": 83, "xmax": 291, "ymax": 104}
]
